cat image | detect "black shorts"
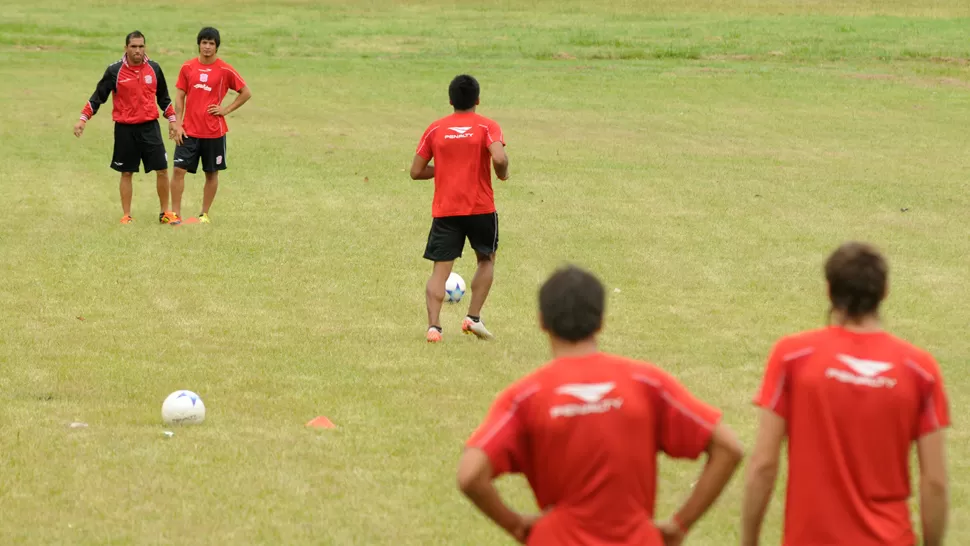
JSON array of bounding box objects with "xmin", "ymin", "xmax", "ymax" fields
[
  {"xmin": 173, "ymin": 135, "xmax": 227, "ymax": 174},
  {"xmin": 423, "ymin": 212, "xmax": 499, "ymax": 262},
  {"xmin": 112, "ymin": 120, "xmax": 167, "ymax": 173}
]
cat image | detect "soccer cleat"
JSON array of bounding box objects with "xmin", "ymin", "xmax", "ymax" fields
[
  {"xmin": 426, "ymin": 327, "xmax": 443, "ymax": 343},
  {"xmin": 462, "ymin": 317, "xmax": 494, "ymax": 340},
  {"xmin": 198, "ymin": 213, "xmax": 211, "ymax": 224},
  {"xmin": 120, "ymin": 215, "xmax": 134, "ymax": 224},
  {"xmin": 169, "ymin": 213, "xmax": 182, "ymax": 225},
  {"xmin": 159, "ymin": 211, "xmax": 179, "ymax": 224}
]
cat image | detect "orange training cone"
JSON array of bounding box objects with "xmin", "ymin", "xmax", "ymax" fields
[{"xmin": 306, "ymin": 416, "xmax": 336, "ymax": 429}]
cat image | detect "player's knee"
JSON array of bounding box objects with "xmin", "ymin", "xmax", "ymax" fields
[{"xmin": 476, "ymin": 252, "xmax": 495, "ymax": 265}]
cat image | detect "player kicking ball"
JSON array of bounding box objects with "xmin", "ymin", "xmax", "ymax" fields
[
  {"xmin": 169, "ymin": 27, "xmax": 252, "ymax": 225},
  {"xmin": 410, "ymin": 74, "xmax": 509, "ymax": 343}
]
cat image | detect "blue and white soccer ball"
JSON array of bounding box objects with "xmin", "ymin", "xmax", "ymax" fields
[
  {"xmin": 161, "ymin": 390, "xmax": 206, "ymax": 425},
  {"xmin": 445, "ymin": 272, "xmax": 466, "ymax": 303}
]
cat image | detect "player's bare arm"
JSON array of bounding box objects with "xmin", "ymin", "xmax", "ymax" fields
[
  {"xmin": 917, "ymin": 429, "xmax": 948, "ymax": 546},
  {"xmin": 457, "ymin": 448, "xmax": 539, "ymax": 544},
  {"xmin": 488, "ymin": 141, "xmax": 509, "ymax": 180},
  {"xmin": 659, "ymin": 422, "xmax": 743, "ymax": 544},
  {"xmin": 208, "ymin": 85, "xmax": 252, "ymax": 117},
  {"xmin": 409, "ymin": 154, "xmax": 434, "ymax": 180},
  {"xmin": 173, "ymin": 88, "xmax": 187, "ymax": 145},
  {"xmin": 740, "ymin": 409, "xmax": 786, "ymax": 546}
]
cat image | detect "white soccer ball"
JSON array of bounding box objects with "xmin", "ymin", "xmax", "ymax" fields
[
  {"xmin": 161, "ymin": 390, "xmax": 206, "ymax": 425},
  {"xmin": 445, "ymin": 272, "xmax": 466, "ymax": 303}
]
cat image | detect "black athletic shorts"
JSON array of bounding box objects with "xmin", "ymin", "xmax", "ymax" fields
[
  {"xmin": 423, "ymin": 212, "xmax": 499, "ymax": 262},
  {"xmin": 112, "ymin": 120, "xmax": 167, "ymax": 173},
  {"xmin": 173, "ymin": 135, "xmax": 227, "ymax": 174}
]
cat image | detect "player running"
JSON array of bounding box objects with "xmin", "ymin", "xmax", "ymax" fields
[
  {"xmin": 742, "ymin": 241, "xmax": 950, "ymax": 546},
  {"xmin": 169, "ymin": 27, "xmax": 252, "ymax": 225},
  {"xmin": 458, "ymin": 265, "xmax": 744, "ymax": 545},
  {"xmin": 410, "ymin": 74, "xmax": 509, "ymax": 343},
  {"xmin": 74, "ymin": 31, "xmax": 178, "ymax": 225}
]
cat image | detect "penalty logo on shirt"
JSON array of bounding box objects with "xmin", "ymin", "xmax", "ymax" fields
[
  {"xmin": 550, "ymin": 382, "xmax": 624, "ymax": 418},
  {"xmin": 825, "ymin": 354, "xmax": 897, "ymax": 389},
  {"xmin": 445, "ymin": 126, "xmax": 474, "ymax": 140}
]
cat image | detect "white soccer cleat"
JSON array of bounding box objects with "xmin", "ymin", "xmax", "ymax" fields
[{"xmin": 462, "ymin": 317, "xmax": 494, "ymax": 340}]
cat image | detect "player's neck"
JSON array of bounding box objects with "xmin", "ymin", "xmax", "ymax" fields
[
  {"xmin": 831, "ymin": 311, "xmax": 882, "ymax": 333},
  {"xmin": 453, "ymin": 107, "xmax": 476, "ymax": 114},
  {"xmin": 550, "ymin": 337, "xmax": 600, "ymax": 359},
  {"xmin": 198, "ymin": 55, "xmax": 219, "ymax": 65}
]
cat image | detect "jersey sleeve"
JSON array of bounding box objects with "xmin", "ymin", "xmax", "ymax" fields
[
  {"xmin": 80, "ymin": 66, "xmax": 115, "ymax": 121},
  {"xmin": 225, "ymin": 65, "xmax": 247, "ymax": 92},
  {"xmin": 176, "ymin": 64, "xmax": 189, "ymax": 93},
  {"xmin": 484, "ymin": 119, "xmax": 504, "ymax": 147},
  {"xmin": 153, "ymin": 64, "xmax": 177, "ymax": 122},
  {"xmin": 916, "ymin": 356, "xmax": 951, "ymax": 438},
  {"xmin": 465, "ymin": 385, "xmax": 530, "ymax": 478},
  {"xmin": 753, "ymin": 340, "xmax": 791, "ymax": 420},
  {"xmin": 657, "ymin": 373, "xmax": 723, "ymax": 460},
  {"xmin": 415, "ymin": 124, "xmax": 437, "ymax": 161}
]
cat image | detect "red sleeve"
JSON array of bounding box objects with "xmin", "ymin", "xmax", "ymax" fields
[
  {"xmin": 655, "ymin": 372, "xmax": 722, "ymax": 459},
  {"xmin": 915, "ymin": 357, "xmax": 950, "ymax": 438},
  {"xmin": 176, "ymin": 65, "xmax": 189, "ymax": 92},
  {"xmin": 465, "ymin": 385, "xmax": 533, "ymax": 477},
  {"xmin": 415, "ymin": 124, "xmax": 437, "ymax": 161},
  {"xmin": 485, "ymin": 119, "xmax": 504, "ymax": 147},
  {"xmin": 226, "ymin": 65, "xmax": 247, "ymax": 92},
  {"xmin": 753, "ymin": 341, "xmax": 791, "ymax": 420}
]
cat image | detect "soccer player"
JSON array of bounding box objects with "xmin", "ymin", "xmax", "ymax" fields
[
  {"xmin": 74, "ymin": 31, "xmax": 178, "ymax": 225},
  {"xmin": 458, "ymin": 265, "xmax": 744, "ymax": 545},
  {"xmin": 169, "ymin": 27, "xmax": 252, "ymax": 225},
  {"xmin": 410, "ymin": 74, "xmax": 509, "ymax": 343},
  {"xmin": 742, "ymin": 241, "xmax": 950, "ymax": 546}
]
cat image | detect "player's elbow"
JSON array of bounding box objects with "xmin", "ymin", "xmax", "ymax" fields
[
  {"xmin": 456, "ymin": 467, "xmax": 483, "ymax": 496},
  {"xmin": 409, "ymin": 167, "xmax": 422, "ymax": 180},
  {"xmin": 921, "ymin": 474, "xmax": 948, "ymax": 498}
]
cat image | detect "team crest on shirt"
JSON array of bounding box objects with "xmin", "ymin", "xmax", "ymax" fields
[
  {"xmin": 550, "ymin": 382, "xmax": 623, "ymax": 418},
  {"xmin": 825, "ymin": 354, "xmax": 897, "ymax": 389},
  {"xmin": 144, "ymin": 75, "xmax": 152, "ymax": 84}
]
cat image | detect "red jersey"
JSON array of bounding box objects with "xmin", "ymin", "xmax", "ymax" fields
[
  {"xmin": 466, "ymin": 353, "xmax": 722, "ymax": 546},
  {"xmin": 176, "ymin": 58, "xmax": 247, "ymax": 139},
  {"xmin": 80, "ymin": 56, "xmax": 176, "ymax": 125},
  {"xmin": 415, "ymin": 112, "xmax": 504, "ymax": 218},
  {"xmin": 754, "ymin": 326, "xmax": 950, "ymax": 546}
]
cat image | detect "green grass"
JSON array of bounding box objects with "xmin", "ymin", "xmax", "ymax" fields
[{"xmin": 1, "ymin": 0, "xmax": 969, "ymax": 544}]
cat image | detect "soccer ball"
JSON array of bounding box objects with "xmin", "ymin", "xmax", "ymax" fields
[
  {"xmin": 161, "ymin": 390, "xmax": 206, "ymax": 425},
  {"xmin": 445, "ymin": 272, "xmax": 466, "ymax": 303}
]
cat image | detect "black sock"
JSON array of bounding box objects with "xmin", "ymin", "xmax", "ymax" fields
[
  {"xmin": 430, "ymin": 325, "xmax": 442, "ymax": 333},
  {"xmin": 467, "ymin": 315, "xmax": 480, "ymax": 322}
]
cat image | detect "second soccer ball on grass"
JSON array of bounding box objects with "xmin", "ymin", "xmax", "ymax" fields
[{"xmin": 445, "ymin": 272, "xmax": 466, "ymax": 303}]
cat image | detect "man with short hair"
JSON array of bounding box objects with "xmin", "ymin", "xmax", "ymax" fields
[
  {"xmin": 458, "ymin": 265, "xmax": 744, "ymax": 545},
  {"xmin": 410, "ymin": 74, "xmax": 509, "ymax": 343},
  {"xmin": 74, "ymin": 30, "xmax": 178, "ymax": 225},
  {"xmin": 170, "ymin": 26, "xmax": 252, "ymax": 225}
]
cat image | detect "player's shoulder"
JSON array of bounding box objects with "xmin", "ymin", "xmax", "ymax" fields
[
  {"xmin": 472, "ymin": 113, "xmax": 501, "ymax": 126},
  {"xmin": 146, "ymin": 59, "xmax": 164, "ymax": 71},
  {"xmin": 180, "ymin": 58, "xmax": 198, "ymax": 70},
  {"xmin": 104, "ymin": 58, "xmax": 123, "ymax": 73},
  {"xmin": 884, "ymin": 332, "xmax": 940, "ymax": 375},
  {"xmin": 769, "ymin": 327, "xmax": 831, "ymax": 357}
]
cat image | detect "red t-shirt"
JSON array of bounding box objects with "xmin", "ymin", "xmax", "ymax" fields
[
  {"xmin": 466, "ymin": 353, "xmax": 722, "ymax": 546},
  {"xmin": 753, "ymin": 326, "xmax": 950, "ymax": 546},
  {"xmin": 176, "ymin": 58, "xmax": 247, "ymax": 139},
  {"xmin": 415, "ymin": 112, "xmax": 504, "ymax": 218}
]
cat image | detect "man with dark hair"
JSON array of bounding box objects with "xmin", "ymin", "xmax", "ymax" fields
[
  {"xmin": 458, "ymin": 265, "xmax": 744, "ymax": 545},
  {"xmin": 169, "ymin": 26, "xmax": 252, "ymax": 225},
  {"xmin": 410, "ymin": 74, "xmax": 509, "ymax": 342},
  {"xmin": 743, "ymin": 241, "xmax": 950, "ymax": 546},
  {"xmin": 74, "ymin": 31, "xmax": 178, "ymax": 224}
]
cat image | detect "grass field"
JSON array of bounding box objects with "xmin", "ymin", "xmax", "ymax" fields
[{"xmin": 1, "ymin": 0, "xmax": 969, "ymax": 543}]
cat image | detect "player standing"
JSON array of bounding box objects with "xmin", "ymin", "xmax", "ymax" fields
[
  {"xmin": 169, "ymin": 27, "xmax": 252, "ymax": 225},
  {"xmin": 73, "ymin": 31, "xmax": 178, "ymax": 225},
  {"xmin": 458, "ymin": 265, "xmax": 744, "ymax": 545},
  {"xmin": 410, "ymin": 75, "xmax": 509, "ymax": 343},
  {"xmin": 742, "ymin": 242, "xmax": 950, "ymax": 546}
]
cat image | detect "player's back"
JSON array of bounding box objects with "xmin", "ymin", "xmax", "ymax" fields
[
  {"xmin": 516, "ymin": 353, "xmax": 720, "ymax": 545},
  {"xmin": 773, "ymin": 326, "xmax": 943, "ymax": 546},
  {"xmin": 419, "ymin": 112, "xmax": 502, "ymax": 217}
]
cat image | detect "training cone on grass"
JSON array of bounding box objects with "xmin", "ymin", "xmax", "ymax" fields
[{"xmin": 306, "ymin": 416, "xmax": 336, "ymax": 429}]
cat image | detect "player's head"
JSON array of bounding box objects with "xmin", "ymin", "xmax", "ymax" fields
[
  {"xmin": 449, "ymin": 75, "xmax": 480, "ymax": 111},
  {"xmin": 197, "ymin": 27, "xmax": 221, "ymax": 56},
  {"xmin": 824, "ymin": 241, "xmax": 888, "ymax": 321},
  {"xmin": 539, "ymin": 265, "xmax": 605, "ymax": 343},
  {"xmin": 124, "ymin": 31, "xmax": 146, "ymax": 63}
]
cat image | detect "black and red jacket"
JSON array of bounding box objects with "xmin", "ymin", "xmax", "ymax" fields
[{"xmin": 80, "ymin": 55, "xmax": 176, "ymax": 125}]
